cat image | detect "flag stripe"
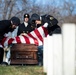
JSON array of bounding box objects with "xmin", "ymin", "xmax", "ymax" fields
[
  {"xmin": 23, "ymin": 34, "xmax": 35, "ymax": 44},
  {"xmin": 16, "ymin": 36, "xmax": 21, "ymax": 44},
  {"xmin": 1, "ymin": 37, "xmax": 7, "ymax": 46},
  {"xmin": 30, "ymin": 29, "xmax": 42, "ymax": 45},
  {"xmin": 4, "ymin": 38, "xmax": 10, "ymax": 46},
  {"xmin": 34, "ymin": 28, "xmax": 43, "ymax": 42},
  {"xmin": 8, "ymin": 38, "xmax": 14, "ymax": 45},
  {"xmin": 19, "ymin": 36, "xmax": 26, "ymax": 43},
  {"xmin": 42, "ymin": 27, "xmax": 48, "ymax": 37},
  {"xmin": 22, "ymin": 35, "xmax": 30, "ymax": 44},
  {"xmin": 28, "ymin": 33, "xmax": 39, "ymax": 45},
  {"xmin": 2, "ymin": 25, "xmax": 49, "ymax": 47}
]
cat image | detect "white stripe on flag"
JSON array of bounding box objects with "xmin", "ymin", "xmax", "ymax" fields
[
  {"xmin": 37, "ymin": 27, "xmax": 45, "ymax": 39},
  {"xmin": 19, "ymin": 36, "xmax": 26, "ymax": 43},
  {"xmin": 30, "ymin": 30, "xmax": 42, "ymax": 45},
  {"xmin": 12, "ymin": 37, "xmax": 17, "ymax": 43},
  {"xmin": 23, "ymin": 35, "xmax": 35, "ymax": 44}
]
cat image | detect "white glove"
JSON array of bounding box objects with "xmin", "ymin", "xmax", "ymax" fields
[{"xmin": 43, "ymin": 23, "xmax": 48, "ymax": 27}]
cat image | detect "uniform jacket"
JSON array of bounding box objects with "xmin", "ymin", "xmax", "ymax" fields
[
  {"xmin": 17, "ymin": 22, "xmax": 33, "ymax": 36},
  {"xmin": 0, "ymin": 20, "xmax": 12, "ymax": 34},
  {"xmin": 0, "ymin": 20, "xmax": 12, "ymax": 41},
  {"xmin": 47, "ymin": 25, "xmax": 61, "ymax": 35}
]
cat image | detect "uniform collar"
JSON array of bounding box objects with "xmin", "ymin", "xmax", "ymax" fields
[{"xmin": 24, "ymin": 22, "xmax": 28, "ymax": 27}]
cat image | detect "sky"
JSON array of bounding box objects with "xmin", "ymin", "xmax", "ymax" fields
[
  {"xmin": 17, "ymin": 0, "xmax": 76, "ymax": 15},
  {"xmin": 36, "ymin": 0, "xmax": 63, "ymax": 5},
  {"xmin": 35, "ymin": 0, "xmax": 76, "ymax": 6},
  {"xmin": 35, "ymin": 0, "xmax": 76, "ymax": 14}
]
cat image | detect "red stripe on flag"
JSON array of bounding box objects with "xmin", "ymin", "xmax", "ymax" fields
[
  {"xmin": 22, "ymin": 35, "xmax": 30, "ymax": 44},
  {"xmin": 15, "ymin": 36, "xmax": 21, "ymax": 44},
  {"xmin": 34, "ymin": 29, "xmax": 43, "ymax": 42},
  {"xmin": 8, "ymin": 38, "xmax": 14, "ymax": 45},
  {"xmin": 42, "ymin": 27, "xmax": 48, "ymax": 37},
  {"xmin": 28, "ymin": 33, "xmax": 39, "ymax": 45},
  {"xmin": 1, "ymin": 37, "xmax": 7, "ymax": 46}
]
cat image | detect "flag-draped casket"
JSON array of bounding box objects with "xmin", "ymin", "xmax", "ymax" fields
[
  {"xmin": 1, "ymin": 25, "xmax": 48, "ymax": 47},
  {"xmin": 1, "ymin": 24, "xmax": 48, "ymax": 64}
]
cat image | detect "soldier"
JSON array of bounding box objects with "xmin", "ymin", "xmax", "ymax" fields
[
  {"xmin": 43, "ymin": 15, "xmax": 61, "ymax": 35},
  {"xmin": 29, "ymin": 13, "xmax": 43, "ymax": 66},
  {"xmin": 0, "ymin": 16, "xmax": 20, "ymax": 64},
  {"xmin": 30, "ymin": 13, "xmax": 61, "ymax": 66},
  {"xmin": 29, "ymin": 13, "xmax": 41, "ymax": 29},
  {"xmin": 30, "ymin": 13, "xmax": 61, "ymax": 35},
  {"xmin": 17, "ymin": 13, "xmax": 33, "ymax": 36}
]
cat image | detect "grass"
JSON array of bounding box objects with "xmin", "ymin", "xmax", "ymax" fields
[{"xmin": 0, "ymin": 65, "xmax": 44, "ymax": 75}]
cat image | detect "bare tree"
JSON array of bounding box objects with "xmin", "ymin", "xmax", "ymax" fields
[{"xmin": 0, "ymin": 0, "xmax": 76, "ymax": 25}]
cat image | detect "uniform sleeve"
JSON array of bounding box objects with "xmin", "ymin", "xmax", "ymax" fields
[
  {"xmin": 17, "ymin": 25, "xmax": 21, "ymax": 36},
  {"xmin": 0, "ymin": 20, "xmax": 11, "ymax": 35},
  {"xmin": 52, "ymin": 27, "xmax": 61, "ymax": 34}
]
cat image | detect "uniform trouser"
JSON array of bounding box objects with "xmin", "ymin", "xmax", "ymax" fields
[
  {"xmin": 0, "ymin": 47, "xmax": 4, "ymax": 64},
  {"xmin": 37, "ymin": 45, "xmax": 43, "ymax": 65}
]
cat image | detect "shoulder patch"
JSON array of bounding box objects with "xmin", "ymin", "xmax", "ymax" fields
[{"xmin": 50, "ymin": 17, "xmax": 54, "ymax": 20}]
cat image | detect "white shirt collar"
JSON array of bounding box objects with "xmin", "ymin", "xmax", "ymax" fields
[{"xmin": 24, "ymin": 22, "xmax": 28, "ymax": 27}]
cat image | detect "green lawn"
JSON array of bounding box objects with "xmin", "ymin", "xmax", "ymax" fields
[{"xmin": 0, "ymin": 65, "xmax": 44, "ymax": 75}]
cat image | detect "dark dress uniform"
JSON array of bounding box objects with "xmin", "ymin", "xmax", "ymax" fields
[
  {"xmin": 0, "ymin": 20, "xmax": 14, "ymax": 64},
  {"xmin": 0, "ymin": 20, "xmax": 11, "ymax": 41},
  {"xmin": 0, "ymin": 17, "xmax": 20, "ymax": 40},
  {"xmin": 40, "ymin": 15, "xmax": 61, "ymax": 65},
  {"xmin": 17, "ymin": 22, "xmax": 33, "ymax": 35},
  {"xmin": 45, "ymin": 15, "xmax": 61, "ymax": 35},
  {"xmin": 0, "ymin": 17, "xmax": 20, "ymax": 64},
  {"xmin": 30, "ymin": 13, "xmax": 61, "ymax": 66},
  {"xmin": 17, "ymin": 13, "xmax": 33, "ymax": 35},
  {"xmin": 41, "ymin": 14, "xmax": 61, "ymax": 35},
  {"xmin": 47, "ymin": 24, "xmax": 61, "ymax": 35}
]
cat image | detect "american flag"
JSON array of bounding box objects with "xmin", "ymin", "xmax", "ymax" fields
[{"xmin": 1, "ymin": 24, "xmax": 48, "ymax": 47}]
